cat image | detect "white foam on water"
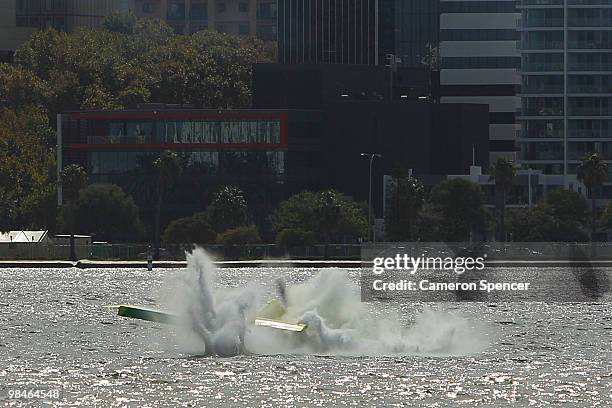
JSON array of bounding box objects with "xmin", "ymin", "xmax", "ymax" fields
[{"xmin": 166, "ymin": 248, "xmax": 491, "ymax": 357}]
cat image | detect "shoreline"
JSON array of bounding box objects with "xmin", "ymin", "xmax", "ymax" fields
[{"xmin": 1, "ymin": 259, "xmax": 612, "ymax": 269}]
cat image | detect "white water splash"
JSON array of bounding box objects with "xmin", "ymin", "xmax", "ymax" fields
[{"xmin": 167, "ymin": 248, "xmax": 491, "ymax": 357}]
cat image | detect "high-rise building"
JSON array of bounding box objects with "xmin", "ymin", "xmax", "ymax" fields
[
  {"xmin": 0, "ymin": 0, "xmax": 34, "ymax": 61},
  {"xmin": 13, "ymin": 0, "xmax": 128, "ymax": 32},
  {"xmin": 277, "ymin": 0, "xmax": 381, "ymax": 65},
  {"xmin": 131, "ymin": 0, "xmax": 275, "ymax": 38},
  {"xmin": 517, "ymin": 0, "xmax": 612, "ymax": 188},
  {"xmin": 439, "ymin": 0, "xmax": 521, "ymax": 163},
  {"xmin": 1, "ymin": 0, "xmax": 128, "ymax": 61},
  {"xmin": 277, "ymin": 0, "xmax": 436, "ymax": 66}
]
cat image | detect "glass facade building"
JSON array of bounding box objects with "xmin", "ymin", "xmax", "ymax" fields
[
  {"xmin": 58, "ymin": 109, "xmax": 323, "ymax": 218},
  {"xmin": 518, "ymin": 1, "xmax": 612, "ymax": 183},
  {"xmin": 277, "ymin": 0, "xmax": 435, "ymax": 66},
  {"xmin": 393, "ymin": 0, "xmax": 439, "ymax": 67},
  {"xmin": 277, "ymin": 0, "xmax": 381, "ymax": 65}
]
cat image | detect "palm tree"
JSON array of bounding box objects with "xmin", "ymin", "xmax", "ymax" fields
[
  {"xmin": 60, "ymin": 164, "xmax": 87, "ymax": 261},
  {"xmin": 489, "ymin": 158, "xmax": 516, "ymax": 242},
  {"xmin": 153, "ymin": 150, "xmax": 182, "ymax": 259},
  {"xmin": 577, "ymin": 153, "xmax": 608, "ymax": 241}
]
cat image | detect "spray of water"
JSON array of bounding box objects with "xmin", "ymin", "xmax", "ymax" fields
[{"xmin": 167, "ymin": 248, "xmax": 491, "ymax": 357}]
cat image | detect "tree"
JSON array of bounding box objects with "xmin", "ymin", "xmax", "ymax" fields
[
  {"xmin": 153, "ymin": 150, "xmax": 182, "ymax": 259},
  {"xmin": 59, "ymin": 184, "xmax": 145, "ymax": 242},
  {"xmin": 545, "ymin": 188, "xmax": 589, "ymax": 225},
  {"xmin": 60, "ymin": 164, "xmax": 87, "ymax": 261},
  {"xmin": 600, "ymin": 201, "xmax": 612, "ymax": 231},
  {"xmin": 384, "ymin": 167, "xmax": 425, "ymax": 241},
  {"xmin": 162, "ymin": 212, "xmax": 216, "ymax": 245},
  {"xmin": 216, "ymin": 225, "xmax": 262, "ymax": 245},
  {"xmin": 577, "ymin": 153, "xmax": 608, "ymax": 241},
  {"xmin": 207, "ymin": 186, "xmax": 248, "ymax": 233},
  {"xmin": 0, "ymin": 63, "xmax": 47, "ymax": 109},
  {"xmin": 275, "ymin": 229, "xmax": 316, "ymax": 248},
  {"xmin": 427, "ymin": 178, "xmax": 487, "ymax": 241},
  {"xmin": 272, "ymin": 190, "xmax": 367, "ymax": 244},
  {"xmin": 505, "ymin": 189, "xmax": 588, "ymax": 242},
  {"xmin": 489, "ymin": 158, "xmax": 517, "ymax": 241},
  {"xmin": 102, "ymin": 11, "xmax": 138, "ymax": 34},
  {"xmin": 0, "ymin": 107, "xmax": 56, "ymax": 232},
  {"xmin": 14, "ymin": 21, "xmax": 274, "ymax": 114}
]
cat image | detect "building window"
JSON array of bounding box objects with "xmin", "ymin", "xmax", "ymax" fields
[
  {"xmin": 239, "ymin": 2, "xmax": 249, "ymax": 12},
  {"xmin": 239, "ymin": 23, "xmax": 249, "ymax": 36},
  {"xmin": 191, "ymin": 2, "xmax": 208, "ymax": 20},
  {"xmin": 44, "ymin": 0, "xmax": 53, "ymax": 11},
  {"xmin": 55, "ymin": 0, "xmax": 65, "ymax": 10},
  {"xmin": 17, "ymin": 0, "xmax": 25, "ymax": 12},
  {"xmin": 191, "ymin": 24, "xmax": 208, "ymax": 33},
  {"xmin": 167, "ymin": 1, "xmax": 185, "ymax": 20},
  {"xmin": 55, "ymin": 16, "xmax": 65, "ymax": 31},
  {"xmin": 142, "ymin": 2, "xmax": 153, "ymax": 13},
  {"xmin": 441, "ymin": 2, "xmax": 516, "ymax": 14},
  {"xmin": 29, "ymin": 17, "xmax": 41, "ymax": 29},
  {"xmin": 216, "ymin": 1, "xmax": 226, "ymax": 13},
  {"xmin": 257, "ymin": 24, "xmax": 276, "ymax": 41},
  {"xmin": 257, "ymin": 2, "xmax": 277, "ymax": 19},
  {"xmin": 171, "ymin": 25, "xmax": 185, "ymax": 34},
  {"xmin": 216, "ymin": 23, "xmax": 226, "ymax": 33}
]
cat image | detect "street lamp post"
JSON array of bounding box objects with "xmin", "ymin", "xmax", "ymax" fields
[{"xmin": 361, "ymin": 153, "xmax": 382, "ymax": 242}]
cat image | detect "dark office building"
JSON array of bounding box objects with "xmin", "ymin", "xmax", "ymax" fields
[
  {"xmin": 322, "ymin": 101, "xmax": 488, "ymax": 205},
  {"xmin": 253, "ymin": 63, "xmax": 435, "ymax": 107},
  {"xmin": 253, "ymin": 64, "xmax": 489, "ymax": 211}
]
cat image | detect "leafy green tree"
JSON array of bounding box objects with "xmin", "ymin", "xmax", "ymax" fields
[
  {"xmin": 489, "ymin": 158, "xmax": 517, "ymax": 241},
  {"xmin": 216, "ymin": 225, "xmax": 262, "ymax": 245},
  {"xmin": 272, "ymin": 190, "xmax": 367, "ymax": 243},
  {"xmin": 207, "ymin": 185, "xmax": 248, "ymax": 233},
  {"xmin": 60, "ymin": 164, "xmax": 87, "ymax": 260},
  {"xmin": 162, "ymin": 212, "xmax": 216, "ymax": 245},
  {"xmin": 545, "ymin": 188, "xmax": 589, "ymax": 226},
  {"xmin": 427, "ymin": 178, "xmax": 487, "ymax": 241},
  {"xmin": 13, "ymin": 20, "xmax": 273, "ymax": 114},
  {"xmin": 505, "ymin": 189, "xmax": 588, "ymax": 242},
  {"xmin": 59, "ymin": 184, "xmax": 144, "ymax": 242},
  {"xmin": 577, "ymin": 153, "xmax": 608, "ymax": 240},
  {"xmin": 0, "ymin": 107, "xmax": 56, "ymax": 232},
  {"xmin": 384, "ymin": 167, "xmax": 425, "ymax": 241},
  {"xmin": 0, "ymin": 63, "xmax": 47, "ymax": 109},
  {"xmin": 414, "ymin": 203, "xmax": 445, "ymax": 242},
  {"xmin": 153, "ymin": 150, "xmax": 182, "ymax": 259},
  {"xmin": 102, "ymin": 11, "xmax": 138, "ymax": 34},
  {"xmin": 275, "ymin": 229, "xmax": 316, "ymax": 248}
]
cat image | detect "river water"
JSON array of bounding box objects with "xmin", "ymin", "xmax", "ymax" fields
[{"xmin": 0, "ymin": 258, "xmax": 611, "ymax": 407}]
